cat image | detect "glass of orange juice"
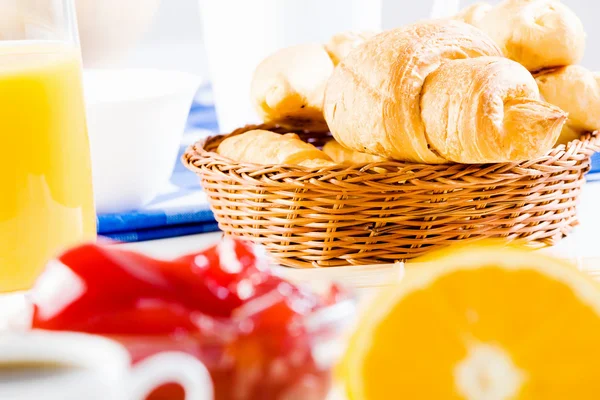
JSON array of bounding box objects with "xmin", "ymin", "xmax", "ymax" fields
[{"xmin": 0, "ymin": 0, "xmax": 96, "ymax": 292}]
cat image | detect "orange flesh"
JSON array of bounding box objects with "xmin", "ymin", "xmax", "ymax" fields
[{"xmin": 357, "ymin": 267, "xmax": 600, "ymax": 399}]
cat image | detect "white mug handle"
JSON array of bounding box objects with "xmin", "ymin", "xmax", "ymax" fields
[
  {"xmin": 430, "ymin": 0, "xmax": 461, "ymax": 19},
  {"xmin": 128, "ymin": 352, "xmax": 213, "ymax": 400}
]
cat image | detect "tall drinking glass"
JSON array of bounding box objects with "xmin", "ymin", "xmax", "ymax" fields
[{"xmin": 0, "ymin": 0, "xmax": 96, "ymax": 292}]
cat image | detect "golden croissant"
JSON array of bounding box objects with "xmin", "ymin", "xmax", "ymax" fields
[
  {"xmin": 454, "ymin": 0, "xmax": 585, "ymax": 71},
  {"xmin": 536, "ymin": 65, "xmax": 600, "ymax": 145},
  {"xmin": 324, "ymin": 20, "xmax": 567, "ymax": 164},
  {"xmin": 217, "ymin": 129, "xmax": 333, "ymax": 168}
]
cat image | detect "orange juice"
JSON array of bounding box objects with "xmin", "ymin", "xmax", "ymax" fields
[{"xmin": 0, "ymin": 42, "xmax": 96, "ymax": 292}]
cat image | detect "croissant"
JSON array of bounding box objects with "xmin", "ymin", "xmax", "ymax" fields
[
  {"xmin": 453, "ymin": 0, "xmax": 586, "ymax": 71},
  {"xmin": 323, "ymin": 140, "xmax": 386, "ymax": 164},
  {"xmin": 535, "ymin": 65, "xmax": 600, "ymax": 145},
  {"xmin": 217, "ymin": 129, "xmax": 333, "ymax": 168},
  {"xmin": 422, "ymin": 57, "xmax": 566, "ymax": 162},
  {"xmin": 324, "ymin": 20, "xmax": 567, "ymax": 164}
]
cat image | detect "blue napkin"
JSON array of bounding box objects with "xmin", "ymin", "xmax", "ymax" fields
[
  {"xmin": 589, "ymin": 153, "xmax": 600, "ymax": 182},
  {"xmin": 186, "ymin": 89, "xmax": 219, "ymax": 132},
  {"xmin": 97, "ymin": 85, "xmax": 221, "ymax": 243}
]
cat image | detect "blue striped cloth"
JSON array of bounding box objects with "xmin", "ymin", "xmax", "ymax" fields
[{"xmin": 97, "ymin": 86, "xmax": 221, "ymax": 242}]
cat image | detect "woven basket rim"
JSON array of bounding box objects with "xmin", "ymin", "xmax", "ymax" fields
[
  {"xmin": 184, "ymin": 123, "xmax": 600, "ymax": 173},
  {"xmin": 181, "ymin": 124, "xmax": 598, "ymax": 268}
]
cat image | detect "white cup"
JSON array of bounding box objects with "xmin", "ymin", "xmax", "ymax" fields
[
  {"xmin": 197, "ymin": 0, "xmax": 383, "ymax": 133},
  {"xmin": 83, "ymin": 69, "xmax": 203, "ymax": 214},
  {"xmin": 0, "ymin": 331, "xmax": 213, "ymax": 400}
]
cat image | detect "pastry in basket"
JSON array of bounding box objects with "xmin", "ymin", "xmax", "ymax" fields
[
  {"xmin": 453, "ymin": 0, "xmax": 585, "ymax": 71},
  {"xmin": 217, "ymin": 129, "xmax": 334, "ymax": 168},
  {"xmin": 453, "ymin": 2, "xmax": 491, "ymax": 25},
  {"xmin": 324, "ymin": 20, "xmax": 567, "ymax": 164},
  {"xmin": 535, "ymin": 65, "xmax": 600, "ymax": 145},
  {"xmin": 323, "ymin": 139, "xmax": 386, "ymax": 164},
  {"xmin": 250, "ymin": 44, "xmax": 334, "ymax": 132},
  {"xmin": 325, "ymin": 31, "xmax": 377, "ymax": 66},
  {"xmin": 251, "ymin": 32, "xmax": 374, "ymax": 132}
]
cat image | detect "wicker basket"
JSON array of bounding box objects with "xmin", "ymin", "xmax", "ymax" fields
[{"xmin": 183, "ymin": 124, "xmax": 600, "ymax": 268}]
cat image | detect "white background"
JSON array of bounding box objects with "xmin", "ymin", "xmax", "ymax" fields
[{"xmin": 128, "ymin": 0, "xmax": 600, "ymax": 79}]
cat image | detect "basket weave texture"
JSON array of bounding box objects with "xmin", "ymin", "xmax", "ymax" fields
[{"xmin": 183, "ymin": 124, "xmax": 600, "ymax": 268}]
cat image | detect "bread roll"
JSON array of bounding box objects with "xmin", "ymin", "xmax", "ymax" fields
[
  {"xmin": 454, "ymin": 3, "xmax": 491, "ymax": 25},
  {"xmin": 535, "ymin": 65, "xmax": 600, "ymax": 144},
  {"xmin": 217, "ymin": 129, "xmax": 333, "ymax": 167},
  {"xmin": 555, "ymin": 125, "xmax": 584, "ymax": 146},
  {"xmin": 324, "ymin": 20, "xmax": 566, "ymax": 164},
  {"xmin": 251, "ymin": 32, "xmax": 376, "ymax": 132},
  {"xmin": 323, "ymin": 140, "xmax": 386, "ymax": 164},
  {"xmin": 325, "ymin": 31, "xmax": 377, "ymax": 66},
  {"xmin": 250, "ymin": 44, "xmax": 334, "ymax": 132},
  {"xmin": 454, "ymin": 0, "xmax": 586, "ymax": 71}
]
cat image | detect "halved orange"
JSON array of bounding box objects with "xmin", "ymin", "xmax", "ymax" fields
[{"xmin": 339, "ymin": 242, "xmax": 600, "ymax": 399}]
